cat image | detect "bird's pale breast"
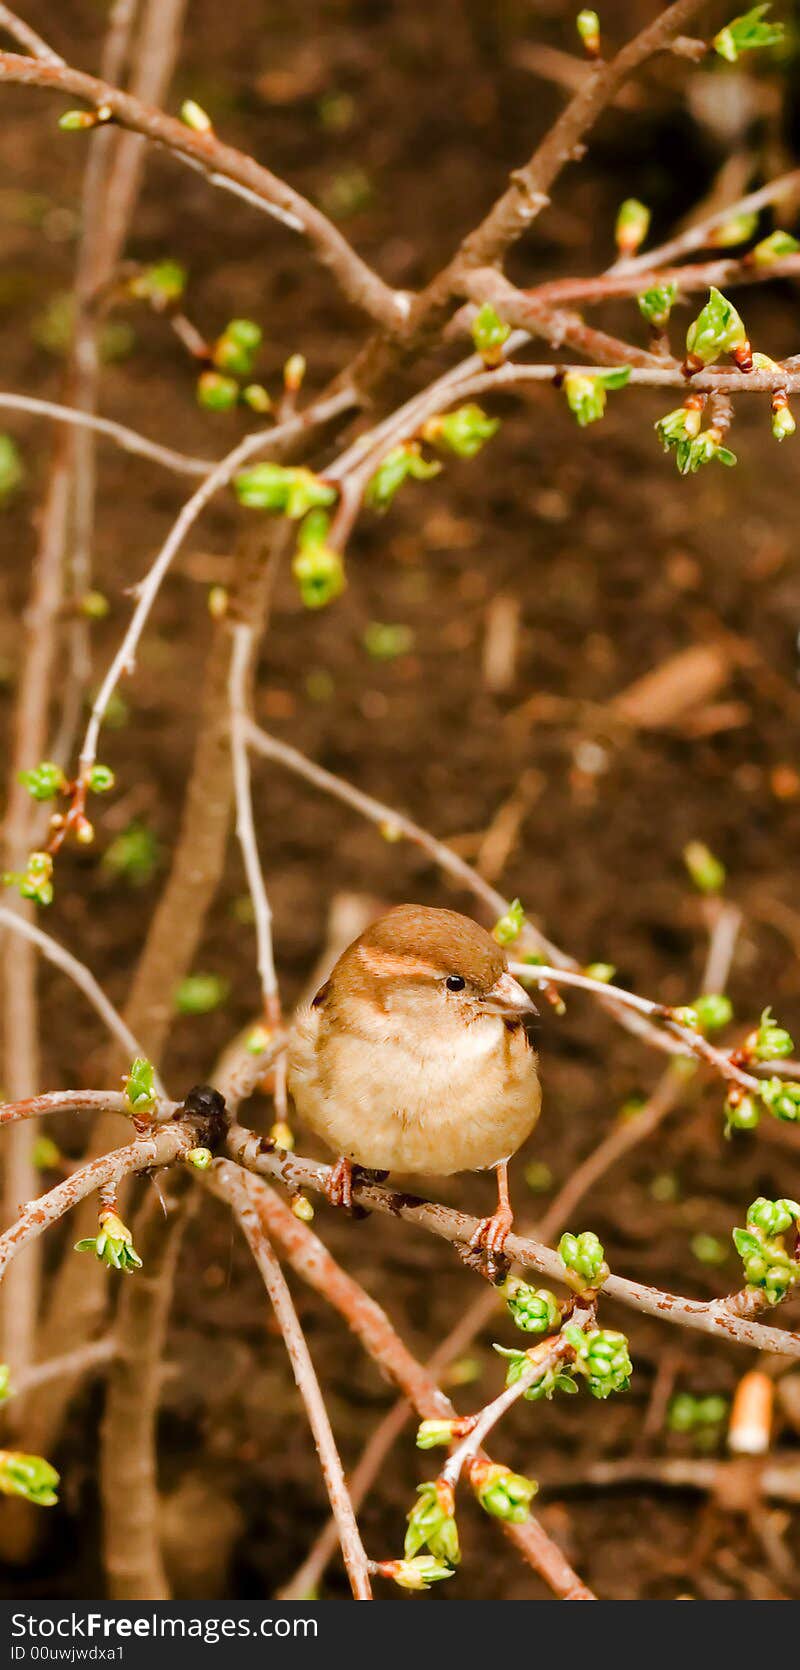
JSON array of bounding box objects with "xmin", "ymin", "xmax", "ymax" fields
[{"xmin": 288, "ymin": 1003, "xmax": 541, "ymax": 1175}]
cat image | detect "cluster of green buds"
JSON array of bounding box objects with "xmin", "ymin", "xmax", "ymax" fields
[
  {"xmin": 129, "ymin": 260, "xmax": 187, "ymax": 311},
  {"xmin": 405, "ymin": 1479, "xmax": 460, "ymax": 1566},
  {"xmin": 562, "ymin": 1323, "xmax": 632, "ymax": 1399},
  {"xmin": 12, "ymin": 760, "xmax": 115, "ymax": 868},
  {"xmin": 372, "ymin": 1556, "xmax": 454, "ymax": 1591},
  {"xmin": 757, "ymin": 1077, "xmax": 800, "ymax": 1124},
  {"xmin": 638, "ymin": 281, "xmax": 676, "ymax": 332},
  {"xmin": 234, "ymin": 461, "xmax": 336, "ymax": 519},
  {"xmin": 713, "ymin": 5, "xmax": 784, "ymax": 63},
  {"xmin": 656, "ymin": 397, "xmax": 737, "ymax": 475},
  {"xmin": 19, "ymin": 760, "xmax": 113, "ymax": 802},
  {"xmin": 615, "ymin": 199, "xmax": 650, "ymax": 258},
  {"xmin": 3, "ymin": 849, "xmax": 54, "ymax": 907},
  {"xmin": 667, "ymin": 1391, "xmax": 728, "ymax": 1436},
  {"xmin": 292, "ymin": 511, "xmax": 346, "ymax": 610},
  {"xmin": 502, "ymin": 1277, "xmax": 561, "ymax": 1334},
  {"xmin": 576, "ymin": 9, "xmax": 601, "ymax": 57},
  {"xmin": 75, "ymin": 1209, "xmax": 143, "ymax": 1273},
  {"xmin": 684, "ymin": 288, "xmax": 751, "ymax": 374},
  {"xmin": 365, "ymin": 443, "xmax": 440, "ymax": 512},
  {"xmin": 563, "ymin": 365, "xmax": 630, "ymax": 427},
  {"xmin": 467, "ymin": 1457, "xmax": 538, "ymax": 1523},
  {"xmin": 495, "ymin": 1342, "xmax": 578, "ymax": 1402},
  {"xmin": 559, "ymin": 1229, "xmax": 608, "ymax": 1290},
  {"xmin": 492, "ymin": 897, "xmax": 525, "ymax": 946},
  {"xmin": 123, "ymin": 1055, "xmax": 158, "ymax": 1116},
  {"xmin": 422, "ymin": 404, "xmax": 499, "ymax": 459},
  {"xmin": 0, "ymin": 1450, "xmax": 59, "ymax": 1507},
  {"xmin": 198, "ymin": 319, "xmax": 269, "ymax": 413},
  {"xmin": 732, "ymin": 1196, "xmax": 800, "ymax": 1304},
  {"xmin": 471, "ymin": 302, "xmax": 511, "ymax": 367}
]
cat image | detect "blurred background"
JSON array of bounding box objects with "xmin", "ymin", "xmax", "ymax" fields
[{"xmin": 1, "ymin": 0, "xmax": 800, "ymax": 1599}]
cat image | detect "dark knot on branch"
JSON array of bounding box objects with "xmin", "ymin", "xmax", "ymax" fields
[{"xmin": 181, "ymin": 1083, "xmax": 228, "ymax": 1150}]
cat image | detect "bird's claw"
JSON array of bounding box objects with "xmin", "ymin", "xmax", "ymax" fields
[
  {"xmin": 326, "ymin": 1155, "xmax": 354, "ymax": 1211},
  {"xmin": 466, "ymin": 1205, "xmax": 514, "ymax": 1285}
]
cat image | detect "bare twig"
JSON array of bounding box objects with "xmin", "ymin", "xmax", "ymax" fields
[{"xmin": 215, "ymin": 1163, "xmax": 373, "ymax": 1599}]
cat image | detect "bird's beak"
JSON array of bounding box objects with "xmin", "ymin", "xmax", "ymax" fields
[{"xmin": 482, "ymin": 968, "xmax": 538, "ymax": 1019}]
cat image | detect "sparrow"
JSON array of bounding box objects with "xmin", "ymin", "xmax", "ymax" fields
[{"xmin": 287, "ymin": 903, "xmax": 541, "ymax": 1273}]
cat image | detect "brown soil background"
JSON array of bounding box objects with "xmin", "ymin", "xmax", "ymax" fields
[{"xmin": 1, "ymin": 0, "xmax": 799, "ymax": 1600}]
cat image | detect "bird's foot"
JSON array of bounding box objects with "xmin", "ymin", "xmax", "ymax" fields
[
  {"xmin": 466, "ymin": 1203, "xmax": 514, "ymax": 1285},
  {"xmin": 326, "ymin": 1155, "xmax": 354, "ymax": 1211},
  {"xmin": 325, "ymin": 1156, "xmax": 370, "ymax": 1218}
]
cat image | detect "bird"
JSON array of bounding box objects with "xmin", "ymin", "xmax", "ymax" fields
[{"xmin": 287, "ymin": 903, "xmax": 541, "ymax": 1274}]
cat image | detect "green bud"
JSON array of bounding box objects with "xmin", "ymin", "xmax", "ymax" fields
[
  {"xmin": 88, "ymin": 764, "xmax": 115, "ymax": 794},
  {"xmin": 724, "ymin": 1091, "xmax": 760, "ymax": 1133},
  {"xmin": 685, "ymin": 288, "xmax": 747, "ymax": 367},
  {"xmin": 615, "ymin": 199, "xmax": 650, "ymax": 257},
  {"xmin": 362, "ymin": 622, "xmax": 414, "ymax": 660},
  {"xmin": 713, "ymin": 6, "xmax": 784, "ymax": 64},
  {"xmin": 174, "ymin": 973, "xmax": 229, "ymax": 1015},
  {"xmin": 129, "ymin": 260, "xmax": 187, "ymax": 308},
  {"xmin": 364, "ymin": 443, "xmax": 440, "ymax": 513},
  {"xmin": 637, "ymin": 282, "xmax": 676, "ymax": 330},
  {"xmin": 102, "ymin": 821, "xmax": 159, "ymax": 886},
  {"xmin": 747, "ymin": 1196, "xmax": 800, "ymax": 1237},
  {"xmin": 772, "ymin": 398, "xmax": 796, "ymax": 442},
  {"xmin": 558, "ymin": 1229, "xmax": 607, "ymax": 1287},
  {"xmin": 422, "ymin": 404, "xmax": 500, "ymax": 459},
  {"xmin": 186, "ymin": 1147, "xmax": 213, "ymax": 1171},
  {"xmin": 75, "ymin": 1210, "xmax": 142, "ymax": 1273},
  {"xmin": 378, "ymin": 1556, "xmax": 455, "ymax": 1591},
  {"xmin": 18, "ymin": 762, "xmax": 65, "ymax": 802},
  {"xmin": 691, "ymin": 1233, "xmax": 728, "ymax": 1267},
  {"xmin": 492, "ymin": 898, "xmax": 525, "ymax": 946},
  {"xmin": 196, "ymin": 370, "xmax": 239, "ymax": 412},
  {"xmin": 748, "ymin": 1006, "xmax": 794, "ymax": 1061},
  {"xmin": 683, "ymin": 840, "xmax": 725, "ymax": 895},
  {"xmin": 284, "ymin": 353, "xmax": 306, "ymax": 392},
  {"xmin": 503, "ymin": 1278, "xmax": 561, "ymax": 1334},
  {"xmin": 584, "ymin": 963, "xmax": 616, "ymax": 984},
  {"xmin": 674, "ymin": 432, "xmax": 737, "ymax": 475},
  {"xmin": 180, "ymin": 99, "xmax": 213, "ymax": 132},
  {"xmin": 213, "ymin": 319, "xmax": 262, "ymax": 377},
  {"xmin": 693, "ymin": 993, "xmax": 734, "ymax": 1034},
  {"xmin": 471, "ymin": 302, "xmax": 511, "ymax": 367},
  {"xmin": 242, "ymin": 384, "xmax": 272, "ymax": 413},
  {"xmin": 123, "ymin": 1056, "xmax": 158, "ymax": 1115},
  {"xmin": 234, "ymin": 462, "xmax": 337, "ymax": 519},
  {"xmin": 0, "ymin": 434, "xmax": 23, "ymax": 504},
  {"xmin": 758, "ymin": 1076, "xmax": 800, "ymax": 1123},
  {"xmin": 576, "ymin": 9, "xmax": 600, "ymax": 55},
  {"xmin": 32, "ymin": 1136, "xmax": 61, "ymax": 1171},
  {"xmin": 292, "ymin": 512, "xmax": 346, "ymax": 610},
  {"xmin": 0, "ymin": 1365, "xmax": 11, "ymax": 1403},
  {"xmin": 671, "ymin": 1006, "xmax": 699, "ymax": 1031},
  {"xmin": 58, "ymin": 110, "xmax": 99, "ymax": 132},
  {"xmin": 564, "ymin": 365, "xmax": 630, "ymax": 427},
  {"xmin": 80, "ymin": 589, "xmax": 110, "ymax": 619},
  {"xmin": 416, "ymin": 1419, "xmax": 458, "ymax": 1450},
  {"xmin": 752, "ymin": 229, "xmax": 800, "ymax": 265},
  {"xmin": 470, "ymin": 1460, "xmax": 537, "ymax": 1523},
  {"xmin": 710, "ymin": 211, "xmax": 759, "ymax": 248},
  {"xmin": 404, "ymin": 1481, "xmax": 460, "ymax": 1566},
  {"xmin": 656, "ymin": 402, "xmax": 704, "ymax": 453},
  {"xmin": 0, "ymin": 1450, "xmax": 59, "ymax": 1507}
]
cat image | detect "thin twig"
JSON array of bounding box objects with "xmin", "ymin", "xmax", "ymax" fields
[
  {"xmin": 215, "ymin": 1164, "xmax": 373, "ymax": 1599},
  {"xmin": 0, "ymin": 392, "xmax": 211, "ymax": 474}
]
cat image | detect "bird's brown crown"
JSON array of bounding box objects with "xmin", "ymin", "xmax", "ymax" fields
[{"xmin": 343, "ymin": 903, "xmax": 506, "ymax": 993}]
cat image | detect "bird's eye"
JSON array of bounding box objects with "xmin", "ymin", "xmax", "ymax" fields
[{"xmin": 445, "ymin": 974, "xmax": 466, "ymax": 992}]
